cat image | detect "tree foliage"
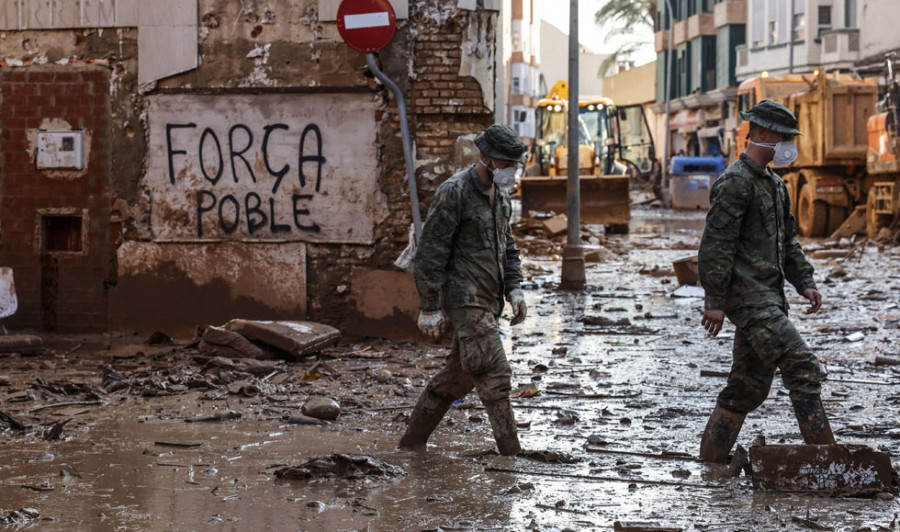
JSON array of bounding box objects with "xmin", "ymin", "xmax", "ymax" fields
[{"xmin": 594, "ymin": 0, "xmax": 657, "ymax": 76}]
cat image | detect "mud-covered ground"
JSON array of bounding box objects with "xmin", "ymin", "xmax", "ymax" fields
[{"xmin": 1, "ymin": 207, "xmax": 900, "ymax": 532}]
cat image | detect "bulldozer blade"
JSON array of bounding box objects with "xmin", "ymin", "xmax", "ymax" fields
[{"xmin": 520, "ymin": 175, "xmax": 630, "ymax": 226}]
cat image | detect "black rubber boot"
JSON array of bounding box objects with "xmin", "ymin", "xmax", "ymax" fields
[
  {"xmin": 398, "ymin": 390, "xmax": 453, "ymax": 451},
  {"xmin": 792, "ymin": 394, "xmax": 836, "ymax": 445},
  {"xmin": 484, "ymin": 399, "xmax": 521, "ymax": 456},
  {"xmin": 699, "ymin": 405, "xmax": 746, "ymax": 463}
]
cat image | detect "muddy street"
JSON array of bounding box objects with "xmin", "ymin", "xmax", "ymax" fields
[{"xmin": 1, "ymin": 207, "xmax": 899, "ymax": 531}]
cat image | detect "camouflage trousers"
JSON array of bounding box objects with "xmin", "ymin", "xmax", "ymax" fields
[
  {"xmin": 424, "ymin": 308, "xmax": 512, "ymax": 405},
  {"xmin": 717, "ymin": 305, "xmax": 825, "ymax": 414}
]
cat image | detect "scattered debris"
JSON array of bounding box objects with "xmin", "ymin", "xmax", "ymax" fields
[
  {"xmin": 274, "ymin": 454, "xmax": 405, "ymax": 481},
  {"xmin": 0, "ymin": 409, "xmax": 27, "ymax": 430},
  {"xmin": 302, "ymin": 397, "xmax": 341, "ymax": 420},
  {"xmin": 184, "ymin": 411, "xmax": 242, "ymax": 423},
  {"xmin": 875, "ymin": 356, "xmax": 900, "ymax": 366},
  {"xmin": 154, "ymin": 441, "xmax": 202, "ymax": 448},
  {"xmin": 672, "ymin": 285, "xmax": 705, "ymax": 298},
  {"xmin": 0, "ymin": 508, "xmax": 40, "ymax": 525},
  {"xmin": 542, "ymin": 214, "xmax": 568, "ymax": 237},
  {"xmin": 749, "ymin": 444, "xmax": 896, "ymax": 496},
  {"xmin": 146, "ymin": 330, "xmax": 175, "ymax": 345},
  {"xmin": 812, "ymin": 249, "xmax": 848, "ymax": 259},
  {"xmin": 43, "ymin": 418, "xmax": 72, "ymax": 441},
  {"xmin": 199, "ymin": 326, "xmax": 266, "ymax": 359},
  {"xmin": 672, "ymin": 255, "xmax": 699, "ymax": 286},
  {"xmin": 728, "ymin": 444, "xmax": 751, "ymax": 477},
  {"xmin": 281, "ymin": 413, "xmax": 325, "ymax": 425},
  {"xmin": 614, "ymin": 522, "xmax": 682, "ymax": 532},
  {"xmin": 504, "ymin": 482, "xmax": 535, "ymax": 494},
  {"xmin": 0, "ymin": 334, "xmax": 44, "ymax": 354},
  {"xmin": 844, "ymin": 332, "xmax": 865, "ymax": 342},
  {"xmin": 517, "ymin": 450, "xmax": 579, "ymax": 464},
  {"xmin": 582, "ymin": 316, "xmax": 631, "ymax": 327}
]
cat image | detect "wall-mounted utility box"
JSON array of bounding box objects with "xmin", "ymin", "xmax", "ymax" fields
[{"xmin": 36, "ymin": 131, "xmax": 84, "ymax": 170}]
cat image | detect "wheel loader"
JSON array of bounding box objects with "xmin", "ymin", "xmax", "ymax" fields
[{"xmin": 519, "ymin": 81, "xmax": 657, "ymax": 234}]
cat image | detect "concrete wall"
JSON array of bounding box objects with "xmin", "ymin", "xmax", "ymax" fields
[
  {"xmin": 539, "ymin": 20, "xmax": 606, "ymax": 98},
  {"xmin": 602, "ymin": 62, "xmax": 656, "ymax": 107},
  {"xmin": 0, "ymin": 0, "xmax": 499, "ymax": 336},
  {"xmin": 860, "ymin": 0, "xmax": 900, "ymax": 61}
]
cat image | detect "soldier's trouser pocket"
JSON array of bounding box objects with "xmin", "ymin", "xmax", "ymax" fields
[{"xmin": 458, "ymin": 323, "xmax": 505, "ymax": 376}]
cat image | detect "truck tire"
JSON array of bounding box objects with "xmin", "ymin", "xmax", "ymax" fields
[
  {"xmin": 866, "ymin": 187, "xmax": 892, "ymax": 239},
  {"xmin": 797, "ymin": 185, "xmax": 828, "ymax": 237},
  {"xmin": 827, "ymin": 205, "xmax": 847, "ymax": 236}
]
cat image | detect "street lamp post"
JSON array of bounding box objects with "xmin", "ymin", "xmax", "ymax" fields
[
  {"xmin": 662, "ymin": 0, "xmax": 674, "ymax": 199},
  {"xmin": 561, "ymin": 0, "xmax": 585, "ymax": 288}
]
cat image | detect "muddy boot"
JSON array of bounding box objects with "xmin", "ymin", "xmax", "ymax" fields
[
  {"xmin": 484, "ymin": 399, "xmax": 521, "ymax": 456},
  {"xmin": 398, "ymin": 390, "xmax": 453, "ymax": 451},
  {"xmin": 699, "ymin": 405, "xmax": 746, "ymax": 463},
  {"xmin": 792, "ymin": 394, "xmax": 835, "ymax": 445}
]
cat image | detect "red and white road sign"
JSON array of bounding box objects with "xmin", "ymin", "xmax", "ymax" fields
[{"xmin": 337, "ymin": 0, "xmax": 397, "ymax": 53}]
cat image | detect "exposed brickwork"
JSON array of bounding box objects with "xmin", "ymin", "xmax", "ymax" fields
[
  {"xmin": 0, "ymin": 67, "xmax": 112, "ymax": 332},
  {"xmin": 409, "ymin": 10, "xmax": 494, "ymax": 161}
]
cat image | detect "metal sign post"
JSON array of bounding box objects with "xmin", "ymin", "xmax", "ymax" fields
[{"xmin": 337, "ymin": 0, "xmax": 422, "ymax": 242}]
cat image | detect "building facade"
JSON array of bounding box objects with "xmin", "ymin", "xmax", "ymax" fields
[
  {"xmin": 653, "ymin": 0, "xmax": 747, "ymax": 160},
  {"xmin": 736, "ymin": 0, "xmax": 862, "ymax": 80},
  {"xmin": 495, "ymin": 0, "xmax": 541, "ymax": 141},
  {"xmin": 0, "ymin": 0, "xmax": 503, "ymax": 336}
]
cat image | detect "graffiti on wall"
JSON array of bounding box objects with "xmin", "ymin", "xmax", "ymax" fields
[{"xmin": 146, "ymin": 94, "xmax": 385, "ymax": 243}]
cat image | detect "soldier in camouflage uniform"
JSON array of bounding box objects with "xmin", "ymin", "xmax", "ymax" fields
[
  {"xmin": 698, "ymin": 100, "xmax": 835, "ymax": 463},
  {"xmin": 399, "ymin": 124, "xmax": 527, "ymax": 456}
]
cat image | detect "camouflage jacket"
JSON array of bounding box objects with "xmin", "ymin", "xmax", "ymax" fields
[
  {"xmin": 698, "ymin": 153, "xmax": 816, "ymax": 312},
  {"xmin": 414, "ymin": 165, "xmax": 523, "ymax": 315}
]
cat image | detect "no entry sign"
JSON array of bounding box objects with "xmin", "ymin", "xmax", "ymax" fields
[{"xmin": 337, "ymin": 0, "xmax": 397, "ymax": 53}]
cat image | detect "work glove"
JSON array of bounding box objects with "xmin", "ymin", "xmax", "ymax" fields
[
  {"xmin": 417, "ymin": 310, "xmax": 446, "ymax": 342},
  {"xmin": 507, "ymin": 289, "xmax": 527, "ymax": 326}
]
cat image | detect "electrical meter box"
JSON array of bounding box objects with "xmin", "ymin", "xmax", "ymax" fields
[{"xmin": 36, "ymin": 131, "xmax": 84, "ymax": 170}]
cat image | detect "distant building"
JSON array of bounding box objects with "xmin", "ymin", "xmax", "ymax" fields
[
  {"xmin": 736, "ymin": 0, "xmax": 861, "ymax": 80},
  {"xmin": 496, "ymin": 0, "xmax": 542, "ymax": 141},
  {"xmin": 652, "ymin": 0, "xmax": 747, "ymax": 160},
  {"xmin": 539, "ymin": 19, "xmax": 610, "ymax": 100}
]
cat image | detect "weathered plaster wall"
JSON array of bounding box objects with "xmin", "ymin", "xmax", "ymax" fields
[{"xmin": 0, "ymin": 0, "xmax": 500, "ymax": 335}]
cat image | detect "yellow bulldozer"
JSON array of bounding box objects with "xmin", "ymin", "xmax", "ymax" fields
[{"xmin": 520, "ymin": 81, "xmax": 657, "ymax": 234}]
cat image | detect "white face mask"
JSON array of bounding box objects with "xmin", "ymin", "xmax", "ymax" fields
[
  {"xmin": 480, "ymin": 159, "xmax": 517, "ymax": 187},
  {"xmin": 750, "ymin": 139, "xmax": 798, "ymax": 166}
]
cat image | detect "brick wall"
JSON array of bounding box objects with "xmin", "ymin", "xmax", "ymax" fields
[
  {"xmin": 0, "ymin": 67, "xmax": 111, "ymax": 332},
  {"xmin": 410, "ymin": 12, "xmax": 494, "ymax": 163}
]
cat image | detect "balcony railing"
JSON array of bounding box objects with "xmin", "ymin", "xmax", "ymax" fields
[
  {"xmin": 687, "ymin": 13, "xmax": 715, "ymax": 40},
  {"xmin": 820, "ymin": 29, "xmax": 860, "ymax": 65},
  {"xmin": 655, "ymin": 30, "xmax": 671, "ymax": 52},
  {"xmin": 673, "ymin": 20, "xmax": 687, "ymax": 46}
]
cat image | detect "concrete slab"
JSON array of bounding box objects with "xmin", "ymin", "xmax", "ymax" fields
[
  {"xmin": 224, "ymin": 320, "xmax": 339, "ymax": 358},
  {"xmin": 749, "ymin": 444, "xmax": 895, "ymax": 496}
]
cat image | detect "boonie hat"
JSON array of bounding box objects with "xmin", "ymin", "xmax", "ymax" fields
[
  {"xmin": 474, "ymin": 124, "xmax": 527, "ymax": 162},
  {"xmin": 740, "ymin": 99, "xmax": 802, "ymax": 136}
]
